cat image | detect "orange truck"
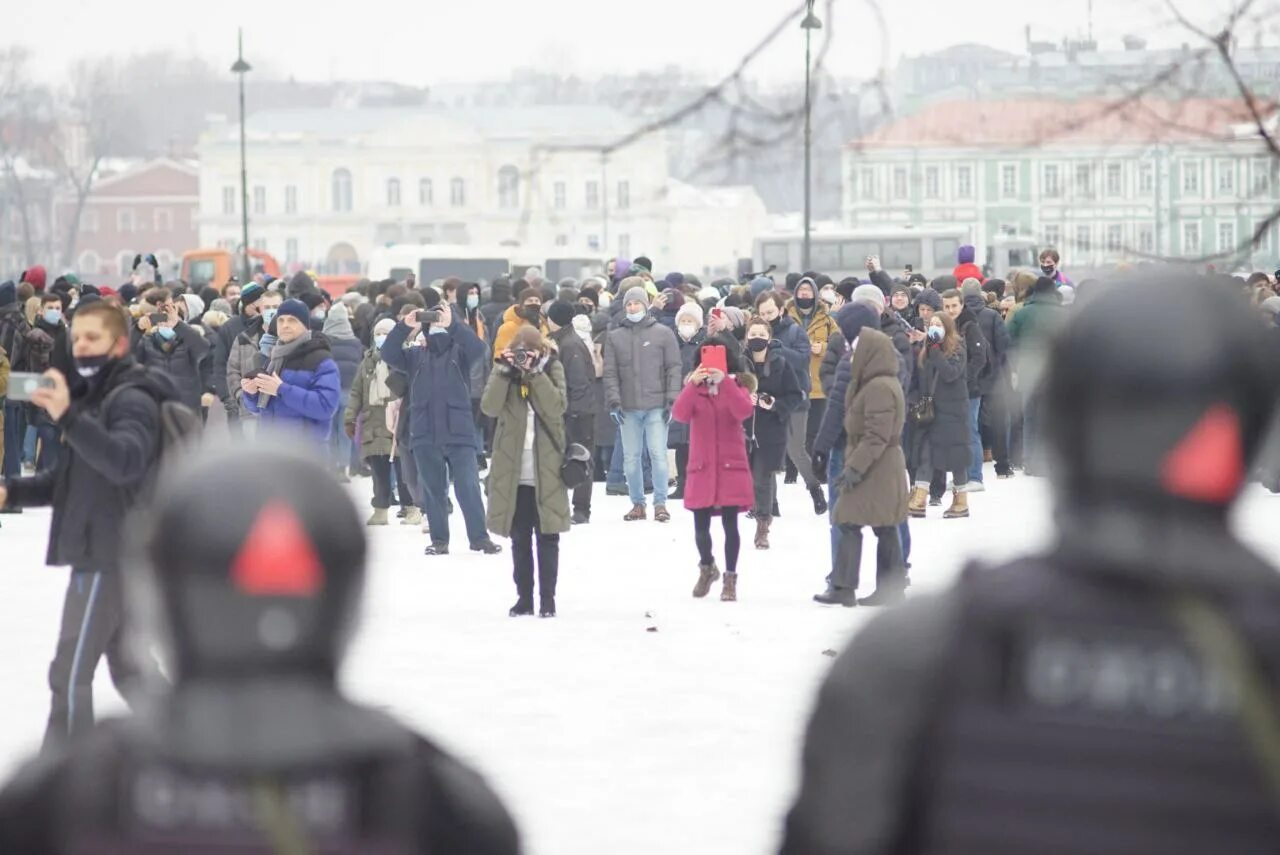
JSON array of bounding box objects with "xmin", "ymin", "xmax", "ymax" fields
[{"xmin": 181, "ymin": 249, "xmax": 281, "ymax": 289}]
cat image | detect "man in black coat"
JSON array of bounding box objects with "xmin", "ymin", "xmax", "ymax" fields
[
  {"xmin": 0, "ymin": 445, "xmax": 521, "ymax": 855},
  {"xmin": 0, "ymin": 300, "xmax": 168, "ymax": 747},
  {"xmin": 547, "ymin": 300, "xmax": 597, "ymax": 524},
  {"xmin": 480, "ymin": 276, "xmax": 514, "ymax": 349},
  {"xmin": 134, "ymin": 303, "xmax": 211, "ymax": 412},
  {"xmin": 961, "ymin": 278, "xmax": 1014, "ymax": 479},
  {"xmin": 781, "ymin": 276, "xmax": 1280, "ymax": 855}
]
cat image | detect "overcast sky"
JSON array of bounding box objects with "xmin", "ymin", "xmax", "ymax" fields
[{"xmin": 12, "ymin": 0, "xmax": 1268, "ymax": 86}]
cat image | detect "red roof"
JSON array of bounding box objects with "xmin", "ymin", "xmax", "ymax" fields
[{"xmin": 851, "ymin": 97, "xmax": 1277, "ymax": 149}]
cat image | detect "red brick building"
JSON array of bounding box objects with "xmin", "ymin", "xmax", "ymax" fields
[{"xmin": 54, "ymin": 158, "xmax": 198, "ymax": 282}]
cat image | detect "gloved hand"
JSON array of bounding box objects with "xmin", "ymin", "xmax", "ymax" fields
[
  {"xmin": 663, "ymin": 408, "xmax": 672, "ymax": 425},
  {"xmin": 610, "ymin": 409, "xmax": 624, "ymax": 427},
  {"xmin": 812, "ymin": 450, "xmax": 829, "ymax": 482},
  {"xmin": 831, "ymin": 467, "xmax": 864, "ymax": 494}
]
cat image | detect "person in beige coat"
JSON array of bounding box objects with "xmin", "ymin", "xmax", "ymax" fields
[{"xmin": 823, "ymin": 327, "xmax": 909, "ymax": 607}]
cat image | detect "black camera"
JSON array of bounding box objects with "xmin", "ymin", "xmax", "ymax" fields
[
  {"xmin": 416, "ymin": 309, "xmax": 441, "ymax": 325},
  {"xmin": 510, "ymin": 346, "xmax": 532, "ymax": 369}
]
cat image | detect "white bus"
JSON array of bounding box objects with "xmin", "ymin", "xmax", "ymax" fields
[
  {"xmin": 753, "ymin": 227, "xmax": 1037, "ymax": 281},
  {"xmin": 368, "ymin": 245, "xmax": 607, "ymax": 286}
]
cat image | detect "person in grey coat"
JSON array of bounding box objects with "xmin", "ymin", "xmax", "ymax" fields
[
  {"xmin": 546, "ymin": 300, "xmax": 597, "ymax": 524},
  {"xmin": 603, "ymin": 282, "xmax": 682, "ymax": 522},
  {"xmin": 225, "ymin": 289, "xmax": 282, "ymax": 422}
]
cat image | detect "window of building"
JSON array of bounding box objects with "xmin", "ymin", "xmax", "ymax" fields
[
  {"xmin": 1000, "ymin": 164, "xmax": 1018, "ymax": 198},
  {"xmin": 554, "ymin": 234, "xmax": 568, "ymax": 247},
  {"xmin": 587, "ymin": 234, "xmax": 600, "ymax": 252},
  {"xmin": 253, "ymin": 185, "xmax": 266, "ymax": 215},
  {"xmin": 154, "ymin": 208, "xmax": 173, "ymax": 232},
  {"xmin": 1252, "ymin": 159, "xmax": 1272, "ymax": 196},
  {"xmin": 1182, "ymin": 221, "xmax": 1201, "ymax": 255},
  {"xmin": 1043, "ymin": 223, "xmax": 1061, "ymax": 249},
  {"xmin": 80, "ymin": 210, "xmax": 98, "ymax": 233},
  {"xmin": 386, "ymin": 178, "xmax": 401, "ymax": 207},
  {"xmin": 1216, "ymin": 160, "xmax": 1235, "ymax": 195},
  {"xmin": 1105, "ymin": 162, "xmax": 1123, "ymax": 196},
  {"xmin": 251, "ymin": 238, "xmax": 267, "ymax": 252},
  {"xmin": 1138, "ymin": 163, "xmax": 1155, "ymax": 195},
  {"xmin": 586, "ymin": 181, "xmax": 600, "ymax": 210},
  {"xmin": 1042, "ymin": 164, "xmax": 1060, "ymax": 198},
  {"xmin": 924, "ymin": 166, "xmax": 940, "ymax": 199},
  {"xmin": 554, "ymin": 181, "xmax": 566, "ymax": 209},
  {"xmin": 117, "ymin": 251, "xmax": 135, "ymax": 277},
  {"xmin": 1075, "ymin": 224, "xmax": 1091, "ymax": 252},
  {"xmin": 1218, "ymin": 220, "xmax": 1236, "ymax": 252},
  {"xmin": 1137, "ymin": 224, "xmax": 1155, "ymax": 255},
  {"xmin": 78, "ymin": 250, "xmax": 99, "ymax": 274},
  {"xmin": 497, "ymin": 165, "xmax": 520, "ymax": 209},
  {"xmin": 450, "ymin": 178, "xmax": 465, "ymax": 207},
  {"xmin": 332, "ymin": 168, "xmax": 353, "ymax": 212},
  {"xmin": 418, "ymin": 178, "xmax": 433, "ymax": 206},
  {"xmin": 617, "ymin": 180, "xmax": 630, "ymax": 210},
  {"xmin": 892, "ymin": 167, "xmax": 908, "ymax": 200},
  {"xmin": 1105, "ymin": 223, "xmax": 1123, "ymax": 253},
  {"xmin": 222, "ymin": 186, "xmax": 236, "ymax": 215},
  {"xmin": 285, "ymin": 185, "xmax": 298, "ymax": 214},
  {"xmin": 956, "ymin": 165, "xmax": 972, "ymax": 199},
  {"xmin": 286, "ymin": 238, "xmax": 298, "ymax": 264},
  {"xmin": 860, "ymin": 167, "xmax": 877, "ymax": 199},
  {"xmin": 618, "ymin": 234, "xmax": 631, "ymax": 258},
  {"xmin": 117, "ymin": 208, "xmax": 135, "ymax": 233},
  {"xmin": 1075, "ymin": 163, "xmax": 1094, "ymax": 198},
  {"xmin": 1182, "ymin": 161, "xmax": 1201, "ymax": 195}
]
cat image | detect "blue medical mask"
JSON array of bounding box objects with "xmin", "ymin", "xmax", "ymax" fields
[
  {"xmin": 626, "ymin": 309, "xmax": 646, "ymax": 323},
  {"xmin": 374, "ymin": 334, "xmax": 388, "ymax": 349},
  {"xmin": 312, "ymin": 309, "xmax": 327, "ymax": 321},
  {"xmin": 259, "ymin": 333, "xmax": 277, "ymax": 357},
  {"xmin": 42, "ymin": 309, "xmax": 62, "ymax": 325},
  {"xmin": 156, "ymin": 326, "xmax": 176, "ymax": 341},
  {"xmin": 261, "ymin": 307, "xmax": 278, "ymax": 326},
  {"xmin": 466, "ymin": 294, "xmax": 480, "ymax": 309},
  {"xmin": 427, "ymin": 326, "xmax": 447, "ymax": 335}
]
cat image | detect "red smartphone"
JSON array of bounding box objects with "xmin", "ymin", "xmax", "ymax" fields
[{"xmin": 700, "ymin": 344, "xmax": 727, "ymax": 375}]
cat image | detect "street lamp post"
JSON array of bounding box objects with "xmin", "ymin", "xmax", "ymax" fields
[
  {"xmin": 801, "ymin": 1, "xmax": 822, "ymax": 273},
  {"xmin": 231, "ymin": 29, "xmax": 252, "ymax": 284}
]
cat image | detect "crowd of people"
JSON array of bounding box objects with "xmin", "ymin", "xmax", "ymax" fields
[{"xmin": 1, "ymin": 243, "xmax": 1280, "ymax": 852}]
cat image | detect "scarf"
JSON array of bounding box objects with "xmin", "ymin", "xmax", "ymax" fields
[
  {"xmin": 368, "ymin": 355, "xmax": 392, "ymax": 407},
  {"xmin": 259, "ymin": 331, "xmax": 312, "ymax": 408}
]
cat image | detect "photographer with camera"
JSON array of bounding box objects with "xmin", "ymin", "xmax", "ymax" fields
[
  {"xmin": 482, "ymin": 325, "xmax": 571, "ymax": 617},
  {"xmin": 381, "ymin": 293, "xmax": 502, "ymax": 557}
]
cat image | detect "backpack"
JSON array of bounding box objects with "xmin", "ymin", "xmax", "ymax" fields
[{"xmin": 102, "ymin": 367, "xmax": 203, "ymax": 486}]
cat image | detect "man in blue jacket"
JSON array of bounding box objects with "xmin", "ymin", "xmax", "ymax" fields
[
  {"xmin": 382, "ymin": 296, "xmax": 502, "ymax": 556},
  {"xmin": 239, "ymin": 298, "xmax": 341, "ymax": 448}
]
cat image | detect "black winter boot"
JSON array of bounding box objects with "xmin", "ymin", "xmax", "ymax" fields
[
  {"xmin": 509, "ymin": 596, "xmax": 534, "ymax": 617},
  {"xmin": 813, "ymin": 586, "xmax": 856, "ymax": 607},
  {"xmin": 809, "ymin": 485, "xmax": 828, "ymax": 515},
  {"xmin": 539, "ymin": 596, "xmax": 556, "ymax": 618}
]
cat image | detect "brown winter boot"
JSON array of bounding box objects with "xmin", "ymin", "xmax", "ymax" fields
[
  {"xmin": 720, "ymin": 571, "xmax": 738, "ymax": 602},
  {"xmin": 753, "ymin": 516, "xmax": 772, "ymax": 550},
  {"xmin": 623, "ymin": 504, "xmax": 647, "ymax": 521},
  {"xmin": 907, "ymin": 486, "xmax": 928, "ymax": 518},
  {"xmin": 943, "ymin": 488, "xmax": 970, "ymax": 519},
  {"xmin": 693, "ymin": 562, "xmax": 721, "ymax": 598}
]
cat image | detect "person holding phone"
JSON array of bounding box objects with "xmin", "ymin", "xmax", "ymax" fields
[
  {"xmin": 740, "ymin": 316, "xmax": 804, "ymax": 549},
  {"xmin": 239, "ymin": 298, "xmax": 341, "ymax": 448},
  {"xmin": 671, "ymin": 352, "xmax": 755, "ymax": 602},
  {"xmin": 134, "ymin": 293, "xmax": 210, "ymax": 414}
]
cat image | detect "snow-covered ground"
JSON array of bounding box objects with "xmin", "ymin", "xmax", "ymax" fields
[{"xmin": 0, "ymin": 469, "xmax": 1275, "ymax": 854}]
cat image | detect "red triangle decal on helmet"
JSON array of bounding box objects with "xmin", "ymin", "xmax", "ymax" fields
[
  {"xmin": 1160, "ymin": 404, "xmax": 1245, "ymax": 504},
  {"xmin": 231, "ymin": 500, "xmax": 324, "ymax": 597}
]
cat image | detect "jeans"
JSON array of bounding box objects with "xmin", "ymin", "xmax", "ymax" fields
[
  {"xmin": 967, "ymin": 397, "xmax": 984, "ymax": 483},
  {"xmin": 1023, "ymin": 388, "xmax": 1042, "ymax": 473},
  {"xmin": 3, "ymin": 401, "xmax": 26, "ymax": 478},
  {"xmin": 330, "ymin": 394, "xmax": 352, "ymax": 470},
  {"xmin": 609, "ymin": 436, "xmax": 652, "ymax": 490},
  {"xmin": 826, "ymin": 447, "xmax": 845, "ymax": 571},
  {"xmin": 413, "ymin": 442, "xmax": 489, "ymax": 547},
  {"xmin": 619, "ymin": 408, "xmax": 670, "ymax": 507},
  {"xmin": 512, "ymin": 485, "xmax": 559, "ymax": 599}
]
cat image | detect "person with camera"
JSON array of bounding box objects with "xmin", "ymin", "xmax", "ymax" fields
[
  {"xmin": 381, "ymin": 294, "xmax": 502, "ymax": 556},
  {"xmin": 134, "ymin": 292, "xmax": 211, "ymax": 413},
  {"xmin": 907, "ymin": 312, "xmax": 971, "ymax": 519},
  {"xmin": 0, "ymin": 300, "xmax": 170, "ymax": 747},
  {"xmin": 239, "ymin": 298, "xmax": 341, "ymax": 447},
  {"xmin": 741, "ymin": 315, "xmax": 804, "ymax": 550},
  {"xmin": 482, "ymin": 325, "xmax": 571, "ymax": 617}
]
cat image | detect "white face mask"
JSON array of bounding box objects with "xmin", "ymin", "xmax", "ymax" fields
[{"xmin": 678, "ymin": 323, "xmax": 698, "ymax": 341}]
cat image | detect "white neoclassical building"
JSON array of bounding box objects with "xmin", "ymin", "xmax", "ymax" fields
[{"xmin": 197, "ymin": 105, "xmax": 766, "ymax": 278}]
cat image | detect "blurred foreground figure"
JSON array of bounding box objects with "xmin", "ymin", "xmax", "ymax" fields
[
  {"xmin": 0, "ymin": 444, "xmax": 520, "ymax": 855},
  {"xmin": 781, "ymin": 276, "xmax": 1280, "ymax": 855}
]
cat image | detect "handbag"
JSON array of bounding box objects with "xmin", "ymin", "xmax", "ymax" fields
[
  {"xmin": 909, "ymin": 368, "xmax": 940, "ymax": 427},
  {"xmin": 532, "ymin": 408, "xmax": 593, "ymax": 490}
]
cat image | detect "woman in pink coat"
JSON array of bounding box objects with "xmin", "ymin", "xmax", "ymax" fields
[{"xmin": 671, "ymin": 362, "xmax": 756, "ymax": 602}]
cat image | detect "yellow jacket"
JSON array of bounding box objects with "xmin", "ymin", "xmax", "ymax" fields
[{"xmin": 786, "ymin": 300, "xmax": 839, "ymax": 399}]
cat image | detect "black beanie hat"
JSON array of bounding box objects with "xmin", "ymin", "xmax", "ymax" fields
[
  {"xmin": 545, "ymin": 300, "xmax": 576, "ymax": 329},
  {"xmin": 239, "ymin": 282, "xmax": 265, "ymax": 311},
  {"xmin": 298, "ymin": 291, "xmax": 325, "ymax": 311},
  {"xmin": 119, "ymin": 283, "xmax": 139, "ymax": 305}
]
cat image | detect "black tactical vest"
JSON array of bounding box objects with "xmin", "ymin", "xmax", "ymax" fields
[
  {"xmin": 903, "ymin": 558, "xmax": 1280, "ymax": 855},
  {"xmin": 52, "ymin": 725, "xmax": 428, "ymax": 854}
]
